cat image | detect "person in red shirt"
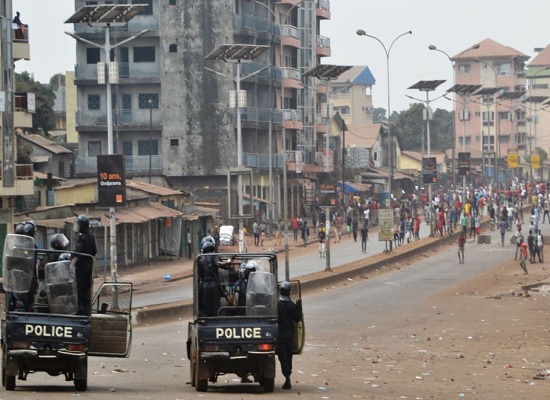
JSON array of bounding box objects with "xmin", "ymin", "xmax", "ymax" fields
[{"xmin": 457, "ymin": 231, "xmax": 465, "ymax": 264}]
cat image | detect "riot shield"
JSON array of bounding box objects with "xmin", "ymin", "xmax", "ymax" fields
[
  {"xmin": 44, "ymin": 260, "xmax": 78, "ymax": 314},
  {"xmin": 3, "ymin": 234, "xmax": 35, "ymax": 294},
  {"xmin": 245, "ymin": 271, "xmax": 277, "ymax": 316}
]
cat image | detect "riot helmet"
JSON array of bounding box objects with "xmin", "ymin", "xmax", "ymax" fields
[
  {"xmin": 50, "ymin": 233, "xmax": 69, "ymax": 251},
  {"xmin": 244, "ymin": 260, "xmax": 258, "ymax": 278},
  {"xmin": 200, "ymin": 235, "xmax": 215, "ymax": 247},
  {"xmin": 73, "ymin": 214, "xmax": 90, "ymax": 234},
  {"xmin": 58, "ymin": 252, "xmax": 72, "ymax": 261},
  {"xmin": 23, "ymin": 220, "xmax": 36, "ymax": 237},
  {"xmin": 201, "ymin": 240, "xmax": 215, "ymax": 254},
  {"xmin": 15, "ymin": 223, "xmax": 25, "ymax": 235},
  {"xmin": 279, "ymin": 280, "xmax": 291, "ymax": 301}
]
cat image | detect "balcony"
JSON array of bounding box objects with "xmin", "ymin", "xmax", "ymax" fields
[
  {"xmin": 76, "ymin": 109, "xmax": 161, "ymax": 129},
  {"xmin": 316, "ymin": 0, "xmax": 331, "ymax": 19},
  {"xmin": 13, "ymin": 25, "xmax": 30, "ymax": 61},
  {"xmin": 76, "ymin": 155, "xmax": 161, "ymax": 176},
  {"xmin": 74, "ymin": 62, "xmax": 160, "ymax": 83},
  {"xmin": 241, "ymin": 153, "xmax": 284, "ymax": 169},
  {"xmin": 281, "ymin": 25, "xmax": 301, "ymax": 48},
  {"xmin": 234, "ymin": 14, "xmax": 279, "ymax": 36},
  {"xmin": 283, "ymin": 109, "xmax": 303, "ymax": 130},
  {"xmin": 14, "ymin": 93, "xmax": 35, "ymax": 129},
  {"xmin": 74, "ymin": 15, "xmax": 159, "ymax": 35},
  {"xmin": 235, "ymin": 108, "xmax": 283, "ymax": 125},
  {"xmin": 241, "ymin": 64, "xmax": 281, "ymax": 82},
  {"xmin": 316, "ymin": 35, "xmax": 331, "ymax": 57},
  {"xmin": 286, "ymin": 148, "xmax": 333, "ymax": 173},
  {"xmin": 282, "ymin": 67, "xmax": 302, "ymax": 89},
  {"xmin": 0, "ymin": 163, "xmax": 34, "ymax": 197},
  {"xmin": 316, "ymin": 114, "xmax": 329, "ymax": 133}
]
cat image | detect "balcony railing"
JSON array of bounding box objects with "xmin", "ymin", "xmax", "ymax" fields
[
  {"xmin": 235, "ymin": 108, "xmax": 283, "ymax": 124},
  {"xmin": 283, "ymin": 109, "xmax": 303, "ymax": 122},
  {"xmin": 317, "ymin": 35, "xmax": 331, "ymax": 49},
  {"xmin": 75, "ymin": 62, "xmax": 160, "ymax": 81},
  {"xmin": 241, "ymin": 153, "xmax": 284, "ymax": 168},
  {"xmin": 317, "ymin": 0, "xmax": 330, "ymax": 10},
  {"xmin": 282, "ymin": 67, "xmax": 301, "ymax": 81},
  {"xmin": 241, "ymin": 64, "xmax": 281, "ymax": 81},
  {"xmin": 281, "ymin": 25, "xmax": 300, "ymax": 40},
  {"xmin": 76, "ymin": 155, "xmax": 161, "ymax": 175},
  {"xmin": 76, "ymin": 109, "xmax": 159, "ymax": 127},
  {"xmin": 233, "ymin": 14, "xmax": 279, "ymax": 35}
]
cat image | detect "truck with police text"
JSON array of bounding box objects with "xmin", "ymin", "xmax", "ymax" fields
[
  {"xmin": 186, "ymin": 252, "xmax": 304, "ymax": 392},
  {"xmin": 1, "ymin": 233, "xmax": 133, "ymax": 391}
]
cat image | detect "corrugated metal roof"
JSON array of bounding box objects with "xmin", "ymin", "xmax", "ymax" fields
[
  {"xmin": 33, "ymin": 218, "xmax": 67, "ymax": 229},
  {"xmin": 74, "ymin": 202, "xmax": 184, "ymax": 225},
  {"xmin": 18, "ymin": 133, "xmax": 72, "ymax": 154},
  {"xmin": 344, "ymin": 123, "xmax": 385, "ymax": 149},
  {"xmin": 126, "ymin": 180, "xmax": 183, "ymax": 196}
]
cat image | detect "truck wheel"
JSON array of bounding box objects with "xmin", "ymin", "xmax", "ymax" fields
[
  {"xmin": 262, "ymin": 377, "xmax": 274, "ymax": 393},
  {"xmin": 194, "ymin": 359, "xmax": 207, "ymax": 392},
  {"xmin": 189, "ymin": 359, "xmax": 196, "ymax": 387},
  {"xmin": 74, "ymin": 378, "xmax": 87, "ymax": 392}
]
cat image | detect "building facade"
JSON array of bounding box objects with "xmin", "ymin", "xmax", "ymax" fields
[{"xmin": 70, "ymin": 0, "xmax": 332, "ymax": 224}]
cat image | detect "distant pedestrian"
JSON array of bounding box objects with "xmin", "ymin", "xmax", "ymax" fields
[
  {"xmin": 301, "ymin": 220, "xmax": 309, "ymax": 247},
  {"xmin": 346, "ymin": 214, "xmax": 352, "ymax": 238},
  {"xmin": 187, "ymin": 229, "xmax": 192, "ymax": 259},
  {"xmin": 460, "ymin": 212, "xmax": 468, "ymax": 237},
  {"xmin": 457, "ymin": 231, "xmax": 465, "ymax": 264},
  {"xmin": 318, "ymin": 227, "xmax": 326, "ymax": 258},
  {"xmin": 499, "ymin": 218, "xmax": 507, "ymax": 247},
  {"xmin": 514, "ymin": 227, "xmax": 523, "ymax": 260},
  {"xmin": 259, "ymin": 222, "xmax": 266, "ymax": 246},
  {"xmin": 352, "ymin": 215, "xmax": 359, "ymax": 242},
  {"xmin": 528, "ymin": 230, "xmax": 536, "ymax": 263},
  {"xmin": 360, "ymin": 224, "xmax": 368, "ymax": 253},
  {"xmin": 253, "ymin": 220, "xmax": 259, "ymax": 247},
  {"xmin": 275, "ymin": 220, "xmax": 283, "ymax": 247},
  {"xmin": 519, "ymin": 242, "xmax": 528, "ymax": 274},
  {"xmin": 292, "ymin": 217, "xmax": 299, "ymax": 242},
  {"xmin": 538, "ymin": 229, "xmax": 544, "ymax": 262}
]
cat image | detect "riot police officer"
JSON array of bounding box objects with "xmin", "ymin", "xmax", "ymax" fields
[
  {"xmin": 72, "ymin": 215, "xmax": 97, "ymax": 315},
  {"xmin": 197, "ymin": 241, "xmax": 232, "ymax": 317},
  {"xmin": 235, "ymin": 261, "xmax": 258, "ymax": 307},
  {"xmin": 277, "ymin": 281, "xmax": 302, "ymax": 390}
]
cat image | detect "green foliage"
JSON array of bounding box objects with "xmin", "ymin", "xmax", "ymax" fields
[
  {"xmin": 15, "ymin": 72, "xmax": 56, "ymax": 136},
  {"xmin": 391, "ymin": 103, "xmax": 453, "ymax": 151},
  {"xmin": 372, "ymin": 107, "xmax": 386, "ymax": 123},
  {"xmin": 49, "ymin": 73, "xmax": 65, "ymax": 92}
]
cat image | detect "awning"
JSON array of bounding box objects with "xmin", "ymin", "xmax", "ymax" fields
[
  {"xmin": 242, "ymin": 193, "xmax": 273, "ymax": 205},
  {"xmin": 75, "ymin": 202, "xmax": 184, "ymax": 225},
  {"xmin": 337, "ymin": 181, "xmax": 371, "ymax": 194}
]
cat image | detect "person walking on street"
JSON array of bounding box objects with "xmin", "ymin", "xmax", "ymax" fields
[
  {"xmin": 187, "ymin": 229, "xmax": 193, "ymax": 259},
  {"xmin": 527, "ymin": 230, "xmax": 536, "ymax": 263},
  {"xmin": 514, "ymin": 227, "xmax": 524, "ymax": 260},
  {"xmin": 259, "ymin": 222, "xmax": 266, "ymax": 247},
  {"xmin": 460, "ymin": 211, "xmax": 469, "ymax": 237},
  {"xmin": 253, "ymin": 220, "xmax": 259, "ymax": 247},
  {"xmin": 537, "ymin": 229, "xmax": 544, "ymax": 262},
  {"xmin": 318, "ymin": 227, "xmax": 326, "ymax": 258},
  {"xmin": 360, "ymin": 224, "xmax": 368, "ymax": 253},
  {"xmin": 292, "ymin": 217, "xmax": 299, "ymax": 242},
  {"xmin": 519, "ymin": 241, "xmax": 528, "ymax": 274},
  {"xmin": 346, "ymin": 214, "xmax": 352, "ymax": 238},
  {"xmin": 499, "ymin": 217, "xmax": 507, "ymax": 247},
  {"xmin": 457, "ymin": 231, "xmax": 465, "ymax": 264},
  {"xmin": 277, "ymin": 281, "xmax": 303, "ymax": 390},
  {"xmin": 352, "ymin": 215, "xmax": 359, "ymax": 242},
  {"xmin": 275, "ymin": 220, "xmax": 283, "ymax": 247},
  {"xmin": 301, "ymin": 220, "xmax": 309, "ymax": 247}
]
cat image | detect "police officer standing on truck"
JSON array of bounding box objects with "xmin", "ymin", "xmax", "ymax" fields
[
  {"xmin": 198, "ymin": 240, "xmax": 232, "ymax": 317},
  {"xmin": 72, "ymin": 215, "xmax": 97, "ymax": 315},
  {"xmin": 277, "ymin": 281, "xmax": 302, "ymax": 390}
]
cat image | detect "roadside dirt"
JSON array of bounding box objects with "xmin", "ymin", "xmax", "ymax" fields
[{"xmin": 292, "ymin": 240, "xmax": 550, "ymax": 400}]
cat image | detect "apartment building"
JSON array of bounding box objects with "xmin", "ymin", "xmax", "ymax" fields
[
  {"xmin": 331, "ymin": 66, "xmax": 375, "ymax": 126},
  {"xmin": 526, "ymin": 45, "xmax": 550, "ymax": 159},
  {"xmin": 0, "ymin": 0, "xmax": 35, "ymax": 238},
  {"xmin": 451, "ymin": 38, "xmax": 528, "ymax": 182},
  {"xmin": 70, "ymin": 0, "xmax": 332, "ymax": 221}
]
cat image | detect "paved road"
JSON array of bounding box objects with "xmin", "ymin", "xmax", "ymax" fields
[{"xmin": 132, "ymin": 220, "xmax": 434, "ymax": 308}]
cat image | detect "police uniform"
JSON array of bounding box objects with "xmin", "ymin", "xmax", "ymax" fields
[
  {"xmin": 277, "ymin": 295, "xmax": 302, "ymax": 389},
  {"xmin": 74, "ymin": 231, "xmax": 97, "ymax": 315},
  {"xmin": 198, "ymin": 254, "xmax": 225, "ymax": 317}
]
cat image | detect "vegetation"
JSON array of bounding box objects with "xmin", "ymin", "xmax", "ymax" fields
[{"xmin": 15, "ymin": 72, "xmax": 56, "ymax": 136}]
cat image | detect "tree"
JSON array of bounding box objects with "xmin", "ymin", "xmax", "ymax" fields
[
  {"xmin": 372, "ymin": 107, "xmax": 386, "ymax": 123},
  {"xmin": 49, "ymin": 73, "xmax": 65, "ymax": 93},
  {"xmin": 15, "ymin": 72, "xmax": 56, "ymax": 136}
]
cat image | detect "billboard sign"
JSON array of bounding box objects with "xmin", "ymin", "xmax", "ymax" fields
[
  {"xmin": 422, "ymin": 157, "xmax": 437, "ymax": 184},
  {"xmin": 97, "ymin": 154, "xmax": 126, "ymax": 207}
]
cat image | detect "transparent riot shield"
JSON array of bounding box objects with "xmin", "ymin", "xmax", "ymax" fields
[
  {"xmin": 3, "ymin": 234, "xmax": 35, "ymax": 295},
  {"xmin": 44, "ymin": 260, "xmax": 78, "ymax": 314},
  {"xmin": 245, "ymin": 271, "xmax": 277, "ymax": 316}
]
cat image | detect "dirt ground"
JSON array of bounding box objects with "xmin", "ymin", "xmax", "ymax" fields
[{"xmin": 293, "ymin": 241, "xmax": 550, "ymax": 400}]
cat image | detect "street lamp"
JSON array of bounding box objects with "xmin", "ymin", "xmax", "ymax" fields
[
  {"xmin": 65, "ymin": 5, "xmax": 148, "ymax": 283},
  {"xmin": 205, "ymin": 44, "xmax": 269, "ymax": 254},
  {"xmin": 408, "ymin": 80, "xmax": 446, "ymax": 237},
  {"xmin": 304, "ymin": 64, "xmax": 352, "ymax": 273},
  {"xmin": 428, "ymin": 43, "xmax": 480, "ymax": 190},
  {"xmin": 356, "ymin": 29, "xmax": 412, "ymax": 206}
]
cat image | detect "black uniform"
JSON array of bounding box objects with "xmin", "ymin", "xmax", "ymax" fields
[
  {"xmin": 277, "ymin": 296, "xmax": 302, "ymax": 386},
  {"xmin": 74, "ymin": 232, "xmax": 97, "ymax": 315},
  {"xmin": 198, "ymin": 254, "xmax": 226, "ymax": 317}
]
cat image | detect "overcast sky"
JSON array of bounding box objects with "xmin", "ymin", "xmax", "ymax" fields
[{"xmin": 13, "ymin": 0, "xmax": 550, "ymax": 112}]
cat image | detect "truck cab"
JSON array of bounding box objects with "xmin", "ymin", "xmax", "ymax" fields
[
  {"xmin": 186, "ymin": 252, "xmax": 304, "ymax": 392},
  {"xmin": 1, "ymin": 234, "xmax": 133, "ymax": 391}
]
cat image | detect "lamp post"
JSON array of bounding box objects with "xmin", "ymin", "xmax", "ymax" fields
[
  {"xmin": 408, "ymin": 80, "xmax": 446, "ymax": 237},
  {"xmin": 148, "ymin": 99, "xmax": 152, "ymax": 184},
  {"xmin": 428, "ymin": 44, "xmax": 480, "ymax": 191},
  {"xmin": 65, "ymin": 5, "xmax": 148, "ymax": 283},
  {"xmin": 356, "ymin": 29, "xmax": 412, "ymax": 207}
]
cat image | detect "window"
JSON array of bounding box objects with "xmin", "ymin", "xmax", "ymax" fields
[
  {"xmin": 138, "ymin": 94, "xmax": 159, "ymax": 109},
  {"xmin": 169, "ymin": 0, "xmax": 176, "ymax": 5},
  {"xmin": 458, "ymin": 63, "xmax": 470, "ymax": 74},
  {"xmin": 86, "ymin": 48, "xmax": 100, "ymax": 64},
  {"xmin": 170, "ymin": 138, "xmax": 179, "ymax": 146},
  {"xmin": 138, "ymin": 140, "xmax": 159, "ymax": 156},
  {"xmin": 373, "ymin": 152, "xmax": 377, "ymax": 161},
  {"xmin": 133, "ymin": 0, "xmax": 152, "ymax": 14},
  {"xmin": 169, "ymin": 44, "xmax": 177, "ymax": 53},
  {"xmin": 133, "ymin": 46, "xmax": 155, "ymax": 62},
  {"xmin": 59, "ymin": 161, "xmax": 65, "ymax": 177},
  {"xmin": 88, "ymin": 141, "xmax": 101, "ymax": 157},
  {"xmin": 122, "ymin": 141, "xmax": 133, "ymax": 156},
  {"xmin": 86, "ymin": 1, "xmax": 98, "ymax": 4},
  {"xmin": 495, "ymin": 62, "xmax": 511, "ymax": 76},
  {"xmin": 122, "ymin": 94, "xmax": 132, "ymax": 110},
  {"xmin": 88, "ymin": 95, "xmax": 100, "ymax": 110},
  {"xmin": 335, "ymin": 106, "xmax": 350, "ymax": 114},
  {"xmin": 498, "ymin": 112, "xmax": 509, "ymax": 120}
]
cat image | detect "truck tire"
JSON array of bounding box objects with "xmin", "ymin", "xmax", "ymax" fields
[
  {"xmin": 262, "ymin": 377, "xmax": 274, "ymax": 393},
  {"xmin": 194, "ymin": 354, "xmax": 207, "ymax": 392},
  {"xmin": 189, "ymin": 358, "xmax": 196, "ymax": 387}
]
